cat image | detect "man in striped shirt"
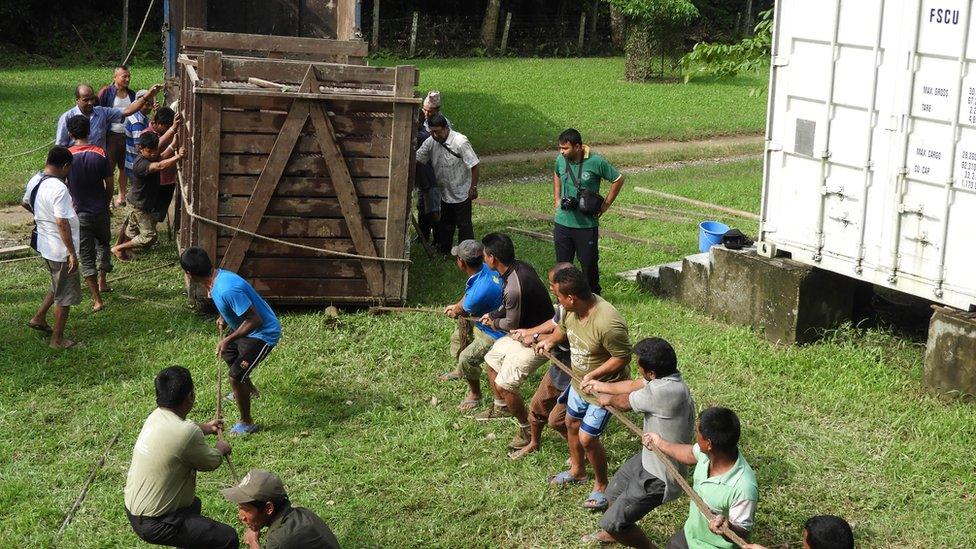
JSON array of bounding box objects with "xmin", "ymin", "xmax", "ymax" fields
[{"xmin": 122, "ymin": 89, "xmax": 153, "ymax": 207}]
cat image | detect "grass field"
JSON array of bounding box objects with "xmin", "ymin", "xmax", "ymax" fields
[
  {"xmin": 1, "ymin": 158, "xmax": 973, "ymax": 548},
  {"xmin": 0, "ymin": 58, "xmax": 767, "ymax": 205}
]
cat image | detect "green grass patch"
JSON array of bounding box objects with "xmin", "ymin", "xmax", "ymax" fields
[{"xmin": 1, "ymin": 158, "xmax": 972, "ymax": 548}]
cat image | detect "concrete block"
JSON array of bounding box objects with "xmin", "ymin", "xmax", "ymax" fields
[{"xmin": 924, "ymin": 307, "xmax": 976, "ymax": 398}]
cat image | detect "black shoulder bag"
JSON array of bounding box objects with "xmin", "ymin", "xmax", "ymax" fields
[
  {"xmin": 26, "ymin": 173, "xmax": 54, "ymax": 252},
  {"xmin": 564, "ymin": 159, "xmax": 604, "ymax": 216}
]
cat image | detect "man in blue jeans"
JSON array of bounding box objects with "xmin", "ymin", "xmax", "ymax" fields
[
  {"xmin": 180, "ymin": 246, "xmax": 282, "ymax": 436},
  {"xmin": 552, "ymin": 128, "xmax": 625, "ymax": 295}
]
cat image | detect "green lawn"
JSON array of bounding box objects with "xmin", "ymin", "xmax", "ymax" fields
[
  {"xmin": 1, "ymin": 158, "xmax": 973, "ymax": 548},
  {"xmin": 0, "ymin": 58, "xmax": 767, "ymax": 205}
]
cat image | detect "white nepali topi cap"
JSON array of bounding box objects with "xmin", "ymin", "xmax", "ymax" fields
[{"xmin": 423, "ymin": 90, "xmax": 442, "ymax": 109}]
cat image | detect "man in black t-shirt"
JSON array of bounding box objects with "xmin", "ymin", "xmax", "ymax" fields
[{"xmin": 111, "ymin": 132, "xmax": 183, "ymax": 260}]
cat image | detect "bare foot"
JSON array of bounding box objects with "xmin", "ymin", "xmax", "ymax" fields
[
  {"xmin": 92, "ymin": 302, "xmax": 106, "ymax": 312},
  {"xmin": 111, "ymin": 248, "xmax": 128, "ymax": 261},
  {"xmin": 438, "ymin": 370, "xmax": 462, "ymax": 381},
  {"xmin": 508, "ymin": 443, "xmax": 539, "ymax": 460},
  {"xmin": 49, "ymin": 338, "xmax": 79, "ymax": 349},
  {"xmin": 27, "ymin": 321, "xmax": 53, "ymax": 334}
]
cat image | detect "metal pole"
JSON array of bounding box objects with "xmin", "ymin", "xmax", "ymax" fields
[
  {"xmin": 500, "ymin": 12, "xmax": 512, "ymax": 54},
  {"xmin": 409, "ymin": 12, "xmax": 418, "ymax": 57},
  {"xmin": 371, "ymin": 0, "xmax": 380, "ymax": 50},
  {"xmin": 811, "ymin": 0, "xmax": 842, "ymax": 262},
  {"xmin": 577, "ymin": 12, "xmax": 586, "ymax": 53},
  {"xmin": 122, "ymin": 0, "xmax": 130, "ymax": 57}
]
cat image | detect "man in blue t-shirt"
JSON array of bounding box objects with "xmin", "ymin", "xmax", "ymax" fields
[
  {"xmin": 442, "ymin": 239, "xmax": 505, "ymax": 411},
  {"xmin": 180, "ymin": 247, "xmax": 281, "ymax": 436}
]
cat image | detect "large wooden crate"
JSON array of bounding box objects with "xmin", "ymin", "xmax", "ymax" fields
[{"xmin": 176, "ymin": 50, "xmax": 419, "ymax": 305}]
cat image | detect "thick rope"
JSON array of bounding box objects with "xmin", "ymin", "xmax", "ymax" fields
[
  {"xmin": 176, "ymin": 172, "xmax": 411, "ymax": 264},
  {"xmin": 54, "ymin": 432, "xmax": 121, "ymax": 545},
  {"xmin": 0, "ymin": 139, "xmax": 55, "ymax": 161},
  {"xmin": 121, "ymin": 0, "xmax": 157, "ymax": 67}
]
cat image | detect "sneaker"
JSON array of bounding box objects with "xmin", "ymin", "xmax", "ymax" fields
[
  {"xmin": 507, "ymin": 429, "xmax": 531, "ymax": 450},
  {"xmin": 473, "ymin": 405, "xmax": 512, "ymax": 422},
  {"xmin": 229, "ymin": 422, "xmax": 260, "ymax": 436}
]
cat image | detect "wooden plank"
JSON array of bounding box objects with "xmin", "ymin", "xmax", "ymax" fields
[
  {"xmin": 217, "ymin": 216, "xmax": 387, "ymax": 238},
  {"xmin": 220, "ymin": 154, "xmax": 390, "ymax": 178},
  {"xmin": 217, "ymin": 236, "xmax": 386, "ymax": 258},
  {"xmin": 0, "ymin": 245, "xmax": 30, "ymax": 258},
  {"xmin": 240, "ymin": 257, "xmax": 365, "ymax": 279},
  {"xmin": 249, "ymin": 277, "xmax": 369, "ymax": 297},
  {"xmin": 633, "ymin": 187, "xmax": 760, "ymax": 221},
  {"xmin": 198, "ymin": 50, "xmax": 223, "ymax": 262},
  {"xmin": 182, "ymin": 29, "xmax": 368, "ymax": 58},
  {"xmin": 219, "ymin": 99, "xmax": 310, "ymax": 272},
  {"xmin": 309, "ymin": 101, "xmax": 385, "ymax": 295},
  {"xmin": 220, "ymin": 133, "xmax": 390, "ymax": 158},
  {"xmin": 219, "ymin": 57, "xmax": 397, "ymax": 86},
  {"xmin": 222, "ymin": 175, "xmax": 390, "ymax": 197},
  {"xmin": 220, "ymin": 110, "xmax": 392, "ymax": 136},
  {"xmin": 336, "ymin": 0, "xmax": 357, "ymax": 40},
  {"xmin": 219, "ymin": 196, "xmax": 388, "ymax": 218},
  {"xmin": 220, "ymin": 94, "xmax": 396, "ymax": 114},
  {"xmin": 196, "ymin": 87, "xmax": 418, "ymax": 106},
  {"xmin": 382, "ymin": 65, "xmax": 417, "ymax": 300}
]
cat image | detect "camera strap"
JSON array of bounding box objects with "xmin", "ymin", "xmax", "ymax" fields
[{"xmin": 563, "ymin": 157, "xmax": 585, "ymax": 196}]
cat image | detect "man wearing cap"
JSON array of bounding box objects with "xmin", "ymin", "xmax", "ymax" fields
[
  {"xmin": 416, "ymin": 114, "xmax": 480, "ymax": 254},
  {"xmin": 124, "ymin": 366, "xmax": 236, "ymax": 548},
  {"xmin": 223, "ymin": 469, "xmax": 341, "ymax": 549},
  {"xmin": 421, "ymin": 90, "xmax": 452, "ymax": 133},
  {"xmin": 442, "ymin": 239, "xmax": 506, "ymax": 412}
]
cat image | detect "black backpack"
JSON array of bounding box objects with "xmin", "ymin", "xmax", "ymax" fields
[{"xmin": 25, "ymin": 173, "xmax": 55, "ymax": 252}]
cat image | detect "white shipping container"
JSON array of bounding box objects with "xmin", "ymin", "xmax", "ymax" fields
[{"xmin": 762, "ymin": 0, "xmax": 976, "ymax": 310}]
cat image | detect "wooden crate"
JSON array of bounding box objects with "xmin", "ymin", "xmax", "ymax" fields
[{"xmin": 176, "ymin": 50, "xmax": 419, "ymax": 305}]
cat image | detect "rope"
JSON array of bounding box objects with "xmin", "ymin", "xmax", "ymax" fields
[
  {"xmin": 540, "ymin": 349, "xmax": 749, "ymax": 548},
  {"xmin": 121, "ymin": 0, "xmax": 157, "ymax": 67},
  {"xmin": 176, "ymin": 172, "xmax": 411, "ymax": 264},
  {"xmin": 54, "ymin": 433, "xmax": 121, "ymax": 545},
  {"xmin": 0, "ymin": 139, "xmax": 55, "ymax": 161},
  {"xmin": 215, "ymin": 325, "xmax": 240, "ymax": 483}
]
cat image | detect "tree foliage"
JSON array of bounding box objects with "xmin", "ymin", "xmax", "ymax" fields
[
  {"xmin": 609, "ymin": 0, "xmax": 699, "ymax": 26},
  {"xmin": 680, "ymin": 8, "xmax": 773, "ymax": 81}
]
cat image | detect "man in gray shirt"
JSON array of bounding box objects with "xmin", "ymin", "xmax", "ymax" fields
[{"xmin": 580, "ymin": 337, "xmax": 695, "ymax": 547}]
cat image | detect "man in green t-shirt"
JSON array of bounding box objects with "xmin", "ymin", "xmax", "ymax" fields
[
  {"xmin": 646, "ymin": 407, "xmax": 759, "ymax": 549},
  {"xmin": 553, "ymin": 128, "xmax": 625, "ymax": 295},
  {"xmin": 537, "ymin": 266, "xmax": 631, "ymax": 511}
]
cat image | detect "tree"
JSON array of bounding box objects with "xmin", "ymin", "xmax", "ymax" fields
[
  {"xmin": 680, "ymin": 8, "xmax": 773, "ymax": 81},
  {"xmin": 609, "ymin": 0, "xmax": 700, "ymax": 81},
  {"xmin": 481, "ymin": 0, "xmax": 502, "ymax": 48}
]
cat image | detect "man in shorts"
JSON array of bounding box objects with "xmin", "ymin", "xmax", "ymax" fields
[
  {"xmin": 579, "ymin": 337, "xmax": 695, "ymax": 547},
  {"xmin": 536, "ymin": 266, "xmax": 631, "ymax": 510},
  {"xmin": 180, "ymin": 246, "xmax": 282, "ymax": 436},
  {"xmin": 23, "ymin": 146, "xmax": 81, "ymax": 349}
]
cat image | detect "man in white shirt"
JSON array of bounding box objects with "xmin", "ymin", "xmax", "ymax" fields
[
  {"xmin": 416, "ymin": 113, "xmax": 480, "ymax": 254},
  {"xmin": 23, "ymin": 147, "xmax": 82, "ymax": 349}
]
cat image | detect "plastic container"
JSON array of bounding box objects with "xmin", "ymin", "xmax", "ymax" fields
[{"xmin": 698, "ymin": 221, "xmax": 730, "ymax": 252}]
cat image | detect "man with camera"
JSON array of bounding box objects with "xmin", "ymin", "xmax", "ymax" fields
[{"xmin": 553, "ymin": 129, "xmax": 624, "ymax": 295}]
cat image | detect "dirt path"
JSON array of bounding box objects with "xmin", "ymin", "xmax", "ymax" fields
[{"xmin": 480, "ymin": 134, "xmax": 763, "ymax": 164}]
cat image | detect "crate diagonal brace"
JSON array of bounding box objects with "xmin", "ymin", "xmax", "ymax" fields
[
  {"xmin": 308, "ymin": 99, "xmax": 385, "ymax": 295},
  {"xmin": 220, "ymin": 100, "xmax": 311, "ymax": 272}
]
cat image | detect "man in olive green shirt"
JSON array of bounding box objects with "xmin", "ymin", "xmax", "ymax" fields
[
  {"xmin": 124, "ymin": 366, "xmax": 236, "ymax": 548},
  {"xmin": 537, "ymin": 265, "xmax": 631, "ymax": 511},
  {"xmin": 553, "ymin": 128, "xmax": 625, "ymax": 295},
  {"xmin": 223, "ymin": 469, "xmax": 341, "ymax": 549}
]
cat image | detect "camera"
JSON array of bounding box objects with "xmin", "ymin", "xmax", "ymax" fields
[{"xmin": 560, "ymin": 196, "xmax": 579, "ymax": 210}]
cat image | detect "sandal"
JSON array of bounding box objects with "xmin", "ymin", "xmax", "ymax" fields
[
  {"xmin": 27, "ymin": 321, "xmax": 53, "ymax": 334},
  {"xmin": 548, "ymin": 470, "xmax": 589, "ymax": 485},
  {"xmin": 438, "ymin": 370, "xmax": 462, "ymax": 381},
  {"xmin": 583, "ymin": 490, "xmax": 608, "ymax": 511},
  {"xmin": 456, "ymin": 398, "xmax": 479, "ymax": 411},
  {"xmin": 580, "ymin": 531, "xmax": 615, "ymax": 545}
]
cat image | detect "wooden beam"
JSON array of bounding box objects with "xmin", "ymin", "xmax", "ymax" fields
[
  {"xmin": 633, "ymin": 187, "xmax": 760, "ymax": 221},
  {"xmin": 220, "ymin": 98, "xmax": 310, "ymax": 272},
  {"xmin": 194, "ymin": 87, "xmax": 418, "ymax": 105},
  {"xmin": 198, "ymin": 50, "xmax": 223, "ymax": 262},
  {"xmin": 336, "ymin": 0, "xmax": 358, "ymax": 41},
  {"xmin": 181, "ymin": 29, "xmax": 368, "ymax": 57},
  {"xmin": 383, "ymin": 65, "xmax": 417, "ymax": 300},
  {"xmin": 309, "ymin": 99, "xmax": 385, "ymax": 296}
]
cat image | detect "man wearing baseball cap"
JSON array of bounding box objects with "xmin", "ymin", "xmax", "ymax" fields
[
  {"xmin": 222, "ymin": 469, "xmax": 340, "ymax": 549},
  {"xmin": 442, "ymin": 239, "xmax": 506, "ymax": 412}
]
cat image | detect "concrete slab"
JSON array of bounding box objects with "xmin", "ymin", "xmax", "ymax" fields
[{"xmin": 924, "ymin": 306, "xmax": 976, "ymax": 399}]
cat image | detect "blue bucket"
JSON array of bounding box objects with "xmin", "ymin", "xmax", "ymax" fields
[{"xmin": 698, "ymin": 221, "xmax": 730, "ymax": 252}]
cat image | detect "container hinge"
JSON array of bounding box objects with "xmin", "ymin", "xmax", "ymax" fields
[
  {"xmin": 863, "ymin": 160, "xmax": 874, "ymax": 170},
  {"xmin": 820, "ymin": 150, "xmax": 832, "ymax": 160},
  {"xmin": 897, "ymin": 166, "xmax": 909, "ymax": 176},
  {"xmin": 766, "ymin": 141, "xmax": 783, "ymax": 152},
  {"xmin": 828, "ymin": 213, "xmax": 852, "ymax": 226},
  {"xmin": 822, "ymin": 185, "xmax": 846, "ymax": 198},
  {"xmin": 773, "ymin": 56, "xmax": 790, "ymax": 67},
  {"xmin": 898, "ymin": 203, "xmax": 924, "ymax": 215},
  {"xmin": 905, "ymin": 232, "xmax": 933, "ymax": 247}
]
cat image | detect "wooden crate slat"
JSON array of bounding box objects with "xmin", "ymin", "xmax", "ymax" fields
[
  {"xmin": 240, "ymin": 257, "xmax": 365, "ymax": 279},
  {"xmin": 217, "ymin": 236, "xmax": 386, "ymax": 258},
  {"xmin": 220, "ymin": 57, "xmax": 397, "ymax": 86},
  {"xmin": 182, "ymin": 29, "xmax": 368, "ymax": 58},
  {"xmin": 222, "ymin": 176, "xmax": 390, "ymax": 198},
  {"xmin": 198, "ymin": 51, "xmax": 224, "ymax": 261},
  {"xmin": 382, "ymin": 65, "xmax": 417, "ymax": 298},
  {"xmin": 219, "ymin": 196, "xmax": 388, "ymax": 218},
  {"xmin": 221, "ymin": 109, "xmax": 393, "ymax": 135},
  {"xmin": 219, "ymin": 97, "xmax": 310, "ymax": 272},
  {"xmin": 221, "ymin": 133, "xmax": 390, "ymax": 158},
  {"xmin": 221, "ymin": 94, "xmax": 397, "ymax": 115},
  {"xmin": 220, "ymin": 154, "xmax": 390, "ymax": 178},
  {"xmin": 217, "ymin": 216, "xmax": 387, "ymax": 238},
  {"xmin": 249, "ymin": 277, "xmax": 369, "ymax": 296}
]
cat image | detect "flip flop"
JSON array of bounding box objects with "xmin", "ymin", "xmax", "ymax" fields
[
  {"xmin": 583, "ymin": 490, "xmax": 608, "ymax": 511},
  {"xmin": 580, "ymin": 531, "xmax": 615, "ymax": 545},
  {"xmin": 438, "ymin": 370, "xmax": 462, "ymax": 381},
  {"xmin": 456, "ymin": 398, "xmax": 479, "ymax": 411},
  {"xmin": 27, "ymin": 322, "xmax": 53, "ymax": 334},
  {"xmin": 548, "ymin": 470, "xmax": 589, "ymax": 485}
]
